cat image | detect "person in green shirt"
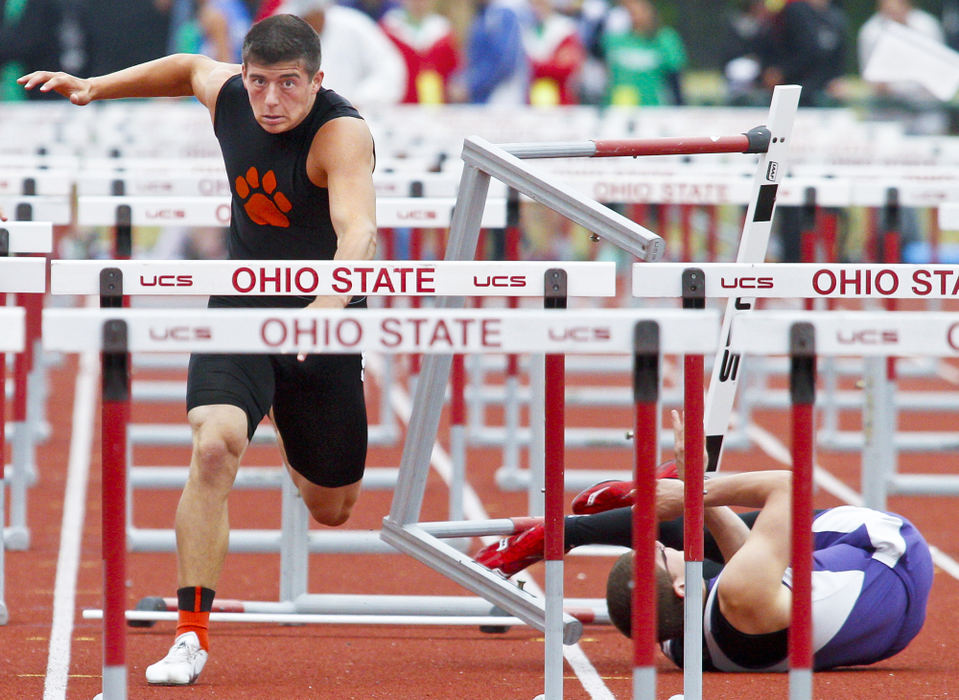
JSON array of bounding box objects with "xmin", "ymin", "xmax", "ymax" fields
[{"xmin": 601, "ymin": 0, "xmax": 686, "ymax": 106}]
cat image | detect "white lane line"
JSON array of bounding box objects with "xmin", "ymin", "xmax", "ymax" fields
[
  {"xmin": 43, "ymin": 349, "xmax": 98, "ymax": 700},
  {"xmin": 369, "ymin": 356, "xmax": 615, "ymax": 700},
  {"xmin": 745, "ymin": 420, "xmax": 959, "ymax": 581}
]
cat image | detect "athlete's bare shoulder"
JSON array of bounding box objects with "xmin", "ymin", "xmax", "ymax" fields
[{"xmin": 192, "ymin": 58, "xmax": 242, "ymax": 116}]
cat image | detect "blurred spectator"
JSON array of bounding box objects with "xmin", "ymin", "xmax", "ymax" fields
[
  {"xmin": 0, "ymin": 0, "xmax": 64, "ymax": 100},
  {"xmin": 762, "ymin": 0, "xmax": 848, "ymax": 107},
  {"xmin": 858, "ymin": 0, "xmax": 947, "ymax": 135},
  {"xmin": 340, "ymin": 0, "xmax": 398, "ymax": 20},
  {"xmin": 720, "ymin": 0, "xmax": 776, "ymax": 105},
  {"xmin": 600, "ymin": 0, "xmax": 686, "ymax": 106},
  {"xmin": 764, "ymin": 0, "xmax": 849, "ymax": 263},
  {"xmin": 380, "ymin": 0, "xmax": 459, "ymax": 104},
  {"xmin": 522, "ymin": 0, "xmax": 584, "ymax": 106},
  {"xmin": 78, "ymin": 0, "xmax": 171, "ymax": 77},
  {"xmin": 254, "ymin": 0, "xmax": 282, "ymax": 20},
  {"xmin": 449, "ymin": 0, "xmax": 528, "ymax": 104},
  {"xmin": 573, "ymin": 0, "xmax": 623, "ymax": 104},
  {"xmin": 198, "ymin": 0, "xmax": 253, "ymax": 62},
  {"xmin": 278, "ymin": 0, "xmax": 407, "ymax": 105}
]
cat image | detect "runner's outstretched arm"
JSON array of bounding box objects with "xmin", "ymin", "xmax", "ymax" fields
[{"xmin": 18, "ymin": 54, "xmax": 237, "ymax": 112}]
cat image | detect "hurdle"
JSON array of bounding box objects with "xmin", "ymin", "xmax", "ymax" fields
[
  {"xmin": 1, "ymin": 223, "xmax": 53, "ymax": 550},
  {"xmin": 635, "ymin": 262, "xmax": 959, "ymax": 509},
  {"xmin": 726, "ymin": 308, "xmax": 959, "ymax": 700},
  {"xmin": 50, "ymin": 260, "xmax": 615, "ymax": 608},
  {"xmin": 42, "ymin": 303, "xmax": 717, "ymax": 700}
]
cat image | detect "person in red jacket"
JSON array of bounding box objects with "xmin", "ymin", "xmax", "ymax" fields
[
  {"xmin": 380, "ymin": 0, "xmax": 459, "ymax": 103},
  {"xmin": 522, "ymin": 0, "xmax": 584, "ymax": 105}
]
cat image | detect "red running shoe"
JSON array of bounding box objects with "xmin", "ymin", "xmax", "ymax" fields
[
  {"xmin": 475, "ymin": 523, "xmax": 548, "ymax": 577},
  {"xmin": 570, "ymin": 460, "xmax": 679, "ymax": 515}
]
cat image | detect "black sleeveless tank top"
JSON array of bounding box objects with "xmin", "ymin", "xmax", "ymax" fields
[{"xmin": 211, "ymin": 75, "xmax": 364, "ymax": 307}]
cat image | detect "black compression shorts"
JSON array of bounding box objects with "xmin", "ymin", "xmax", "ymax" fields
[{"xmin": 185, "ymin": 296, "xmax": 368, "ymax": 488}]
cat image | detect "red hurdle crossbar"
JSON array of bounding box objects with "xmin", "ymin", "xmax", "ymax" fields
[{"xmin": 502, "ymin": 128, "xmax": 771, "ymax": 161}]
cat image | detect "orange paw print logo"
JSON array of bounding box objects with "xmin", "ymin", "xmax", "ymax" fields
[{"xmin": 235, "ymin": 167, "xmax": 292, "ymax": 227}]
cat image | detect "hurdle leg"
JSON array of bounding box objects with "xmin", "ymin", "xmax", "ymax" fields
[
  {"xmin": 388, "ymin": 163, "xmax": 491, "ymax": 526},
  {"xmin": 101, "ymin": 319, "xmax": 130, "ymax": 700},
  {"xmin": 0, "ymin": 339, "xmax": 6, "ymax": 624},
  {"xmin": 632, "ymin": 321, "xmax": 660, "ymax": 700},
  {"xmin": 542, "ymin": 270, "xmax": 567, "ymax": 700},
  {"xmin": 449, "ymin": 354, "xmax": 466, "ymax": 522},
  {"xmin": 861, "ymin": 356, "xmax": 896, "ymax": 511},
  {"xmin": 682, "ymin": 270, "xmax": 706, "ymax": 700},
  {"xmin": 527, "ymin": 355, "xmax": 545, "ymax": 515},
  {"xmin": 0, "ymin": 285, "xmax": 7, "ymax": 623},
  {"xmin": 788, "ymin": 323, "xmax": 816, "ymax": 700},
  {"xmin": 279, "ymin": 475, "xmax": 310, "ymax": 601},
  {"xmin": 703, "ymin": 84, "xmax": 801, "ymax": 472}
]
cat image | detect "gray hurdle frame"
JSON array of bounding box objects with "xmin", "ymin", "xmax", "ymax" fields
[
  {"xmin": 636, "ymin": 261, "xmax": 959, "ymax": 510},
  {"xmin": 481, "ymin": 85, "xmax": 801, "ymax": 502},
  {"xmin": 42, "ymin": 305, "xmax": 718, "ymax": 700},
  {"xmin": 373, "ymin": 110, "xmax": 827, "ymax": 698},
  {"xmin": 1, "ymin": 223, "xmax": 53, "ymax": 551},
  {"xmin": 50, "ymin": 260, "xmax": 616, "ymax": 609}
]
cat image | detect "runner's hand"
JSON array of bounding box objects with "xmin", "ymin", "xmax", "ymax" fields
[{"xmin": 18, "ymin": 71, "xmax": 94, "ymax": 105}]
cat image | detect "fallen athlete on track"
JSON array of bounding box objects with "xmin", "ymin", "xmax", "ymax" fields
[{"xmin": 475, "ymin": 410, "xmax": 933, "ymax": 671}]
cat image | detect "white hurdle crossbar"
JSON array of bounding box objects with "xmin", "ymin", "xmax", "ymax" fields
[
  {"xmin": 636, "ymin": 262, "xmax": 959, "ymax": 508},
  {"xmin": 42, "ymin": 305, "xmax": 719, "ymax": 700}
]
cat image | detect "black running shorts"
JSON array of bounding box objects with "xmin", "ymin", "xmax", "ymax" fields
[{"xmin": 185, "ymin": 296, "xmax": 368, "ymax": 488}]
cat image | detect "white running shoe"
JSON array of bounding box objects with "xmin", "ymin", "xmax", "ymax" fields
[{"xmin": 145, "ymin": 631, "xmax": 208, "ymax": 685}]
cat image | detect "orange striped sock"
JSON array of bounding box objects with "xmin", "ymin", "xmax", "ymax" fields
[
  {"xmin": 176, "ymin": 586, "xmax": 215, "ymax": 651},
  {"xmin": 176, "ymin": 610, "xmax": 210, "ymax": 651}
]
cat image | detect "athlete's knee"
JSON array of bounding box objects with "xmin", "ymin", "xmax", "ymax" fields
[
  {"xmin": 190, "ymin": 422, "xmax": 246, "ymax": 488},
  {"xmin": 302, "ymin": 485, "xmax": 359, "ymax": 526},
  {"xmin": 306, "ymin": 499, "xmax": 355, "ymax": 527}
]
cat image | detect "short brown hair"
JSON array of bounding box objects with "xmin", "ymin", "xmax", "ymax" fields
[
  {"xmin": 606, "ymin": 550, "xmax": 685, "ymax": 643},
  {"xmin": 242, "ymin": 14, "xmax": 322, "ymax": 76}
]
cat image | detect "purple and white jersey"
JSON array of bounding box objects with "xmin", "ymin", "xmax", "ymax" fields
[{"xmin": 667, "ymin": 506, "xmax": 933, "ymax": 672}]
